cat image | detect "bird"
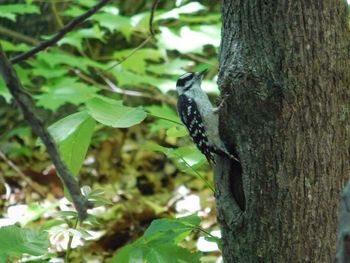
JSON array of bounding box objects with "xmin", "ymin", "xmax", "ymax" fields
[{"xmin": 175, "ymin": 69, "xmax": 245, "ymax": 211}]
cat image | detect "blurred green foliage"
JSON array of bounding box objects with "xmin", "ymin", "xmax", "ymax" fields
[{"xmin": 0, "ymin": 0, "xmax": 222, "ymax": 262}]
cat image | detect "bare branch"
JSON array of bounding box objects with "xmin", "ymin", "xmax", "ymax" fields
[
  {"xmin": 0, "ymin": 44, "xmax": 88, "ymax": 221},
  {"xmin": 10, "ymin": 0, "xmax": 111, "ymax": 64}
]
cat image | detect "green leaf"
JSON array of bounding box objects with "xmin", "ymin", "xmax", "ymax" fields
[
  {"xmin": 86, "ymin": 95, "xmax": 147, "ymax": 128},
  {"xmin": 177, "ymin": 13, "xmax": 220, "ymax": 23},
  {"xmin": 0, "ymin": 77, "xmax": 11, "ymax": 103},
  {"xmin": 112, "ymin": 48, "xmax": 164, "ymax": 73},
  {"xmin": 0, "ymin": 225, "xmax": 48, "ymax": 259},
  {"xmin": 0, "ymin": 40, "xmax": 30, "ymax": 52},
  {"xmin": 55, "ymin": 210, "xmax": 78, "ymax": 219},
  {"xmin": 61, "ymin": 5, "xmax": 85, "ymax": 17},
  {"xmin": 0, "ymin": 4, "xmax": 40, "ymax": 21},
  {"xmin": 145, "ymin": 104, "xmax": 180, "ymax": 123},
  {"xmin": 58, "ymin": 25, "xmax": 105, "ymax": 50},
  {"xmin": 166, "ymin": 125, "xmax": 188, "ymax": 138},
  {"xmin": 36, "ymin": 78, "xmax": 98, "ymax": 111},
  {"xmin": 143, "ymin": 143, "xmax": 206, "ymax": 174},
  {"xmin": 204, "ymin": 236, "xmax": 222, "ymax": 250},
  {"xmin": 92, "ymin": 13, "xmax": 133, "ymax": 40},
  {"xmin": 109, "ymin": 244, "xmax": 144, "ymax": 263},
  {"xmin": 146, "ymin": 104, "xmax": 185, "ymax": 136},
  {"xmin": 48, "ymin": 111, "xmax": 96, "ymax": 176},
  {"xmin": 145, "ymin": 244, "xmax": 201, "ymax": 263},
  {"xmin": 110, "ymin": 215, "xmax": 201, "ymax": 263},
  {"xmin": 111, "ymin": 68, "xmax": 166, "ymax": 87},
  {"xmin": 143, "ymin": 214, "xmax": 200, "ymax": 244},
  {"xmin": 31, "ymin": 64, "xmax": 68, "ymax": 79},
  {"xmin": 35, "ymin": 49, "xmax": 107, "ymax": 73}
]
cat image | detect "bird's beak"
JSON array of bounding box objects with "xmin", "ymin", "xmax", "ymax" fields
[{"xmin": 197, "ymin": 68, "xmax": 208, "ymax": 79}]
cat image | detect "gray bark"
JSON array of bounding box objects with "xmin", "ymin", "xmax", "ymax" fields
[{"xmin": 216, "ymin": 1, "xmax": 350, "ymax": 262}]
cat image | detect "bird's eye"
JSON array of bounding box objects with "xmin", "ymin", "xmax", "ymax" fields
[{"xmin": 177, "ymin": 73, "xmax": 194, "ymax": 87}]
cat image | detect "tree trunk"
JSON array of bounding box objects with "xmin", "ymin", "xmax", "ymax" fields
[{"xmin": 215, "ymin": 1, "xmax": 350, "ymax": 262}]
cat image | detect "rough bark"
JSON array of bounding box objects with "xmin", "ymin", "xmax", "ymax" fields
[{"xmin": 215, "ymin": 1, "xmax": 350, "ymax": 262}]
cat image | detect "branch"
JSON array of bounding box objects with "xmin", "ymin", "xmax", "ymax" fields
[
  {"xmin": 149, "ymin": 0, "xmax": 160, "ymax": 36},
  {"xmin": 336, "ymin": 181, "xmax": 350, "ymax": 263},
  {"xmin": 0, "ymin": 44, "xmax": 88, "ymax": 221},
  {"xmin": 0, "ymin": 26, "xmax": 39, "ymax": 45},
  {"xmin": 0, "ymin": 150, "xmax": 46, "ymax": 197},
  {"xmin": 10, "ymin": 0, "xmax": 111, "ymax": 64}
]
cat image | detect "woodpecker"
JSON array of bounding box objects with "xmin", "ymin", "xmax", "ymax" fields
[{"xmin": 175, "ymin": 69, "xmax": 245, "ymax": 211}]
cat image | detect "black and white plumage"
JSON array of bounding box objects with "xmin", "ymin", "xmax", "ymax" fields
[
  {"xmin": 175, "ymin": 70, "xmax": 246, "ymax": 211},
  {"xmin": 175, "ymin": 70, "xmax": 234, "ymax": 163},
  {"xmin": 177, "ymin": 94, "xmax": 215, "ymax": 163}
]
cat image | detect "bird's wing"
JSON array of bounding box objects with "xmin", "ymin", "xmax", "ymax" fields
[{"xmin": 177, "ymin": 95, "xmax": 215, "ymax": 163}]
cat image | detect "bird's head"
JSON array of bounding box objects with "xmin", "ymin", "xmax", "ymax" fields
[{"xmin": 176, "ymin": 69, "xmax": 207, "ymax": 95}]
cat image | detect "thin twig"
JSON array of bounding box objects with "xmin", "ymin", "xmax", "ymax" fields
[
  {"xmin": 50, "ymin": 0, "xmax": 64, "ymax": 29},
  {"xmin": 104, "ymin": 36, "xmax": 152, "ymax": 72},
  {"xmin": 0, "ymin": 44, "xmax": 88, "ymax": 221},
  {"xmin": 184, "ymin": 53, "xmax": 218, "ymax": 68},
  {"xmin": 147, "ymin": 113, "xmax": 183, "ymax": 125},
  {"xmin": 103, "ymin": 0, "xmax": 160, "ymax": 71},
  {"xmin": 0, "ymin": 26, "xmax": 39, "ymax": 45},
  {"xmin": 10, "ymin": 0, "xmax": 111, "ymax": 64},
  {"xmin": 149, "ymin": 0, "xmax": 160, "ymax": 36},
  {"xmin": 173, "ymin": 152, "xmax": 215, "ymax": 193},
  {"xmin": 0, "ymin": 150, "xmax": 46, "ymax": 197}
]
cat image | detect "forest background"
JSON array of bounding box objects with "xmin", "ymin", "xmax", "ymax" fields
[{"xmin": 0, "ymin": 0, "xmax": 224, "ymax": 262}]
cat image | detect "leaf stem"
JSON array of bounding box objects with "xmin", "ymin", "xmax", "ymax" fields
[
  {"xmin": 65, "ymin": 218, "xmax": 79, "ymax": 263},
  {"xmin": 147, "ymin": 112, "xmax": 183, "ymax": 125},
  {"xmin": 173, "ymin": 152, "xmax": 215, "ymax": 193}
]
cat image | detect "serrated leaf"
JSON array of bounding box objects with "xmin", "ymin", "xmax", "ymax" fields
[
  {"xmin": 0, "ymin": 225, "xmax": 48, "ymax": 258},
  {"xmin": 58, "ymin": 25, "xmax": 105, "ymax": 50},
  {"xmin": 0, "ymin": 4, "xmax": 40, "ymax": 21},
  {"xmin": 48, "ymin": 111, "xmax": 96, "ymax": 176},
  {"xmin": 35, "ymin": 49, "xmax": 107, "ymax": 72},
  {"xmin": 86, "ymin": 95, "xmax": 147, "ymax": 128},
  {"xmin": 0, "ymin": 40, "xmax": 30, "ymax": 52},
  {"xmin": 92, "ymin": 13, "xmax": 132, "ymax": 40}
]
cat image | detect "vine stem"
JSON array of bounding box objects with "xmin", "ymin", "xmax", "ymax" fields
[{"xmin": 65, "ymin": 218, "xmax": 79, "ymax": 263}]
